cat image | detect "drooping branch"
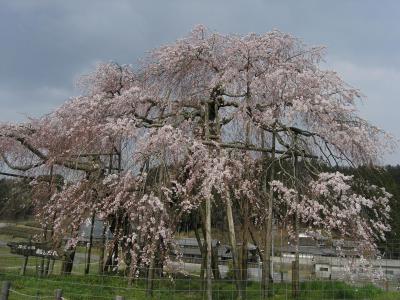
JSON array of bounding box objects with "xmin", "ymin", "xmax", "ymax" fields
[
  {"xmin": 1, "ymin": 153, "xmax": 43, "ymax": 171},
  {"xmin": 202, "ymin": 140, "xmax": 318, "ymax": 158},
  {"xmin": 0, "ymin": 171, "xmax": 34, "ymax": 180},
  {"xmin": 3, "ymin": 134, "xmax": 99, "ymax": 172}
]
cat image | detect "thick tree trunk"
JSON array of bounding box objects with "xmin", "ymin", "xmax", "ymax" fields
[
  {"xmin": 145, "ymin": 163, "xmax": 165, "ymax": 296},
  {"xmin": 99, "ymin": 222, "xmax": 107, "ymax": 274},
  {"xmin": 100, "ymin": 154, "xmax": 113, "ymax": 275},
  {"xmin": 103, "ymin": 150, "xmax": 121, "ymax": 274},
  {"xmin": 48, "ymin": 258, "xmax": 55, "ymax": 275},
  {"xmin": 48, "ymin": 237, "xmax": 62, "ymax": 276},
  {"xmin": 44, "ymin": 256, "xmax": 50, "ymax": 276},
  {"xmin": 45, "ymin": 211, "xmax": 58, "ymax": 277},
  {"xmin": 195, "ymin": 225, "xmax": 206, "ymax": 290},
  {"xmin": 146, "ymin": 253, "xmax": 156, "ymax": 297},
  {"xmin": 201, "ymin": 250, "xmax": 207, "ymax": 291},
  {"xmin": 104, "ymin": 251, "xmax": 112, "ymax": 273},
  {"xmin": 44, "ymin": 259, "xmax": 52, "ymax": 276},
  {"xmin": 104, "ymin": 214, "xmax": 120, "ymax": 273},
  {"xmin": 112, "ymin": 239, "xmax": 119, "ymax": 271},
  {"xmin": 247, "ymin": 224, "xmax": 263, "ymax": 262},
  {"xmin": 85, "ymin": 212, "xmax": 96, "ymax": 275},
  {"xmin": 211, "ymin": 243, "xmax": 220, "ymax": 280},
  {"xmin": 104, "ymin": 238, "xmax": 119, "ymax": 273},
  {"xmin": 44, "ymin": 234, "xmax": 52, "ymax": 276},
  {"xmin": 61, "ymin": 248, "xmax": 75, "ymax": 275},
  {"xmin": 198, "ymin": 214, "xmax": 221, "ymax": 286}
]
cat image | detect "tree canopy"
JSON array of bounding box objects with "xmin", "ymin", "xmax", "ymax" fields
[{"xmin": 0, "ymin": 26, "xmax": 395, "ymax": 298}]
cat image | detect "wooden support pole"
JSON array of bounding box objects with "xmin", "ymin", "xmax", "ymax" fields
[
  {"xmin": 263, "ymin": 130, "xmax": 276, "ymax": 299},
  {"xmin": 85, "ymin": 211, "xmax": 96, "ymax": 275},
  {"xmin": 226, "ymin": 196, "xmax": 243, "ymax": 299},
  {"xmin": 99, "ymin": 222, "xmax": 107, "ymax": 274},
  {"xmin": 41, "ymin": 165, "xmax": 53, "ymax": 277},
  {"xmin": 292, "ymin": 155, "xmax": 300, "ymax": 299},
  {"xmin": 115, "ymin": 296, "xmax": 125, "ymax": 300},
  {"xmin": 291, "ymin": 260, "xmax": 299, "ymax": 297},
  {"xmin": 197, "ymin": 209, "xmax": 207, "ymax": 292},
  {"xmin": 240, "ymin": 121, "xmax": 251, "ymax": 300},
  {"xmin": 55, "ymin": 289, "xmax": 63, "ymax": 300},
  {"xmin": 204, "ymin": 100, "xmax": 213, "ymax": 300},
  {"xmin": 99, "ymin": 151, "xmax": 113, "ymax": 275},
  {"xmin": 1, "ymin": 281, "xmax": 10, "ymax": 300},
  {"xmin": 205, "ymin": 196, "xmax": 212, "ymax": 300},
  {"xmin": 20, "ymin": 256, "xmax": 28, "ymax": 276}
]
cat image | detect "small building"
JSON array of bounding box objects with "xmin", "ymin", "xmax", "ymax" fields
[
  {"xmin": 223, "ymin": 242, "xmax": 259, "ymax": 262},
  {"xmin": 315, "ymin": 263, "xmax": 331, "ymax": 279},
  {"xmin": 279, "ymin": 244, "xmax": 336, "ymax": 258},
  {"xmin": 332, "ymin": 239, "xmax": 359, "ymax": 257},
  {"xmin": 76, "ymin": 218, "xmax": 113, "ymax": 245},
  {"xmin": 175, "ymin": 238, "xmax": 259, "ymax": 263},
  {"xmin": 175, "ymin": 238, "xmax": 223, "ymax": 261}
]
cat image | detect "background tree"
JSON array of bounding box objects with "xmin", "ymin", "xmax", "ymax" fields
[{"xmin": 0, "ymin": 178, "xmax": 32, "ymax": 219}]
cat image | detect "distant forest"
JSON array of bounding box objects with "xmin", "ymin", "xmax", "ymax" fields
[{"xmin": 0, "ymin": 177, "xmax": 32, "ymax": 220}]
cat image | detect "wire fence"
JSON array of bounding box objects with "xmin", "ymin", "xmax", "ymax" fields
[
  {"xmin": 1, "ymin": 276, "xmax": 397, "ymax": 300},
  {"xmin": 1, "ymin": 245, "xmax": 400, "ymax": 299}
]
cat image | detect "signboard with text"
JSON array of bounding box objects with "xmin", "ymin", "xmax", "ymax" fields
[{"xmin": 7, "ymin": 242, "xmax": 60, "ymax": 259}]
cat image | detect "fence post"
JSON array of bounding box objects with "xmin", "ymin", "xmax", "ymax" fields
[
  {"xmin": 20, "ymin": 256, "xmax": 29, "ymax": 276},
  {"xmin": 292, "ymin": 260, "xmax": 299, "ymax": 299},
  {"xmin": 115, "ymin": 296, "xmax": 125, "ymax": 300},
  {"xmin": 55, "ymin": 289, "xmax": 63, "ymax": 299},
  {"xmin": 1, "ymin": 281, "xmax": 10, "ymax": 300}
]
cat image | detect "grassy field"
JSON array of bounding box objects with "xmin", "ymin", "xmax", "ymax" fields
[
  {"xmin": 0, "ymin": 271, "xmax": 399, "ymax": 300},
  {"xmin": 0, "ymin": 223, "xmax": 42, "ymax": 241}
]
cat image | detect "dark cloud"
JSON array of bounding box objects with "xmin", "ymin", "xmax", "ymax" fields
[{"xmin": 1, "ymin": 0, "xmax": 399, "ymax": 162}]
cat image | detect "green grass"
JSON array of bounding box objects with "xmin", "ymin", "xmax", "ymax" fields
[
  {"xmin": 0, "ymin": 270, "xmax": 398, "ymax": 300},
  {"xmin": 0, "ymin": 224, "xmax": 42, "ymax": 241},
  {"xmin": 0, "ymin": 250, "xmax": 399, "ymax": 299},
  {"xmin": 20, "ymin": 220, "xmax": 42, "ymax": 228},
  {"xmin": 0, "ymin": 253, "xmax": 399, "ymax": 300}
]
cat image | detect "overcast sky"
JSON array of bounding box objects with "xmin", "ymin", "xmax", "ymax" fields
[{"xmin": 1, "ymin": 0, "xmax": 399, "ymax": 164}]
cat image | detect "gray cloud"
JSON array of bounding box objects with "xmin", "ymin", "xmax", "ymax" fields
[{"xmin": 1, "ymin": 0, "xmax": 399, "ymax": 163}]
